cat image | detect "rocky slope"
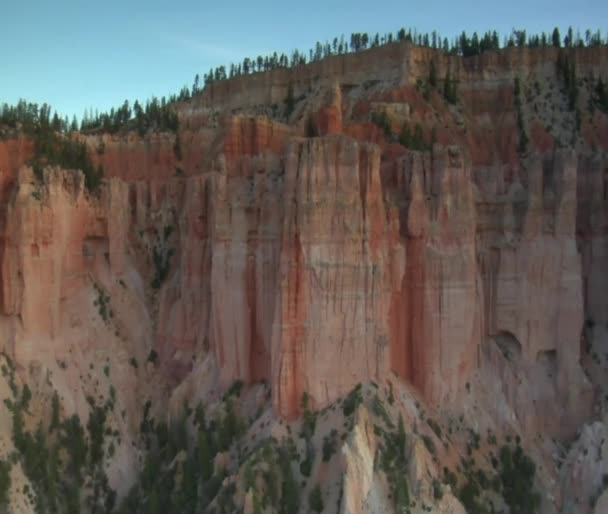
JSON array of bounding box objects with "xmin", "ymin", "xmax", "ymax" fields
[{"xmin": 0, "ymin": 41, "xmax": 607, "ymax": 514}]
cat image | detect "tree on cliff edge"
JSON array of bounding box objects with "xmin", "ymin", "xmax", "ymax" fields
[
  {"xmin": 192, "ymin": 74, "xmax": 200, "ymax": 96},
  {"xmin": 552, "ymin": 27, "xmax": 561, "ymax": 47}
]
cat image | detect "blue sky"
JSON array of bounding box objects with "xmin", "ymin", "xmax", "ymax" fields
[{"xmin": 2, "ymin": 0, "xmax": 606, "ymax": 120}]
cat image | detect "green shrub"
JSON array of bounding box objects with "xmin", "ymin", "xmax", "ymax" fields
[
  {"xmin": 428, "ymin": 418, "xmax": 442, "ymax": 439},
  {"xmin": 433, "ymin": 478, "xmax": 443, "ymax": 500},
  {"xmin": 146, "ymin": 350, "xmax": 158, "ymax": 365},
  {"xmin": 595, "ymin": 77, "xmax": 608, "ymax": 112},
  {"xmin": 371, "ymin": 110, "xmax": 392, "ymax": 138},
  {"xmin": 225, "ymin": 380, "xmax": 244, "ymax": 399},
  {"xmin": 371, "ymin": 395, "xmax": 393, "ymax": 427},
  {"xmin": 50, "ymin": 392, "xmax": 60, "ymax": 433},
  {"xmin": 394, "ymin": 475, "xmax": 410, "ymax": 512},
  {"xmin": 499, "ymin": 444, "xmax": 540, "ymax": 514},
  {"xmin": 198, "ymin": 430, "xmax": 214, "ymax": 481},
  {"xmin": 422, "ymin": 434, "xmax": 436, "ymax": 455},
  {"xmin": 93, "ymin": 283, "xmax": 111, "ymax": 322},
  {"xmin": 388, "ymin": 382, "xmax": 394, "ymax": 405},
  {"xmin": 217, "ymin": 399, "xmax": 245, "ymax": 451},
  {"xmin": 21, "ymin": 384, "xmax": 32, "ymax": 411},
  {"xmin": 444, "ymin": 467, "xmax": 458, "ymax": 489},
  {"xmin": 378, "ymin": 414, "xmax": 412, "ymax": 512},
  {"xmin": 399, "ymin": 122, "xmax": 429, "ymax": 151},
  {"xmin": 513, "ymin": 77, "xmax": 528, "ymax": 154},
  {"xmin": 173, "ymin": 133, "xmax": 182, "ymax": 160},
  {"xmin": 443, "ymin": 73, "xmax": 458, "ymax": 104},
  {"xmin": 33, "ymin": 162, "xmax": 44, "ymax": 182},
  {"xmin": 87, "ymin": 405, "xmax": 107, "ymax": 467},
  {"xmin": 487, "ymin": 431, "xmax": 497, "ymax": 446},
  {"xmin": 0, "ymin": 460, "xmax": 11, "ymax": 507},
  {"xmin": 322, "ymin": 429, "xmax": 339, "ymax": 462},
  {"xmin": 151, "ymin": 245, "xmax": 174, "ymax": 289},
  {"xmin": 279, "ymin": 447, "xmax": 299, "ymax": 514},
  {"xmin": 458, "ymin": 480, "xmax": 487, "ymax": 514},
  {"xmin": 342, "ymin": 384, "xmax": 363, "ymax": 417},
  {"xmin": 556, "ymin": 52, "xmax": 578, "ymax": 111},
  {"xmin": 429, "ymin": 60, "xmax": 438, "ymax": 88},
  {"xmin": 308, "ymin": 484, "xmax": 324, "ymax": 513},
  {"xmin": 285, "ymin": 82, "xmax": 296, "ymax": 118},
  {"xmin": 306, "ymin": 116, "xmax": 318, "ymax": 138},
  {"xmin": 60, "ymin": 414, "xmax": 87, "ymax": 481},
  {"xmin": 299, "ymin": 392, "xmax": 317, "ymax": 441},
  {"xmin": 299, "ymin": 453, "xmax": 313, "ymax": 477}
]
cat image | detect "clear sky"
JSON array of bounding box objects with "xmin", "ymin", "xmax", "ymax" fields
[{"xmin": 2, "ymin": 0, "xmax": 606, "ymax": 120}]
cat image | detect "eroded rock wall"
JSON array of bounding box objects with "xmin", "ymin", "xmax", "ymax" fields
[{"xmin": 0, "ymin": 45, "xmax": 605, "ymax": 446}]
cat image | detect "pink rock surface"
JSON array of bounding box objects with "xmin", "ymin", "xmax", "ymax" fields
[{"xmin": 1, "ymin": 44, "xmax": 605, "ymax": 444}]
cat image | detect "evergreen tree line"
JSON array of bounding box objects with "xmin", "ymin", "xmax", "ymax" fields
[
  {"xmin": 86, "ymin": 24, "xmax": 607, "ymax": 137},
  {"xmin": 80, "ymin": 95, "xmax": 179, "ymax": 136},
  {"xmin": 0, "ymin": 100, "xmax": 103, "ymax": 192},
  {"xmin": 200, "ymin": 26, "xmax": 607, "ymax": 86},
  {"xmin": 118, "ymin": 391, "xmax": 270, "ymax": 514},
  {"xmin": 31, "ymin": 133, "xmax": 103, "ymax": 193},
  {"xmin": 1, "ymin": 97, "xmax": 180, "ymax": 138},
  {"xmin": 0, "ymin": 100, "xmax": 73, "ymax": 135},
  {"xmin": 2, "ymin": 26, "xmax": 607, "ymax": 140}
]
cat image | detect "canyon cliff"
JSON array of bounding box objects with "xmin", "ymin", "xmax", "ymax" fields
[{"xmin": 0, "ymin": 41, "xmax": 607, "ymax": 514}]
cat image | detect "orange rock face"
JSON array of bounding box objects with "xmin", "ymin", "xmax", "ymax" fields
[{"xmin": 1, "ymin": 43, "xmax": 606, "ymax": 440}]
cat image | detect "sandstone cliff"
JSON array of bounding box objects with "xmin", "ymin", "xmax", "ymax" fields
[{"xmin": 0, "ymin": 41, "xmax": 607, "ymax": 514}]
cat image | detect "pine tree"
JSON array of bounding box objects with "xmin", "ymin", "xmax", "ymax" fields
[
  {"xmin": 552, "ymin": 27, "xmax": 561, "ymax": 47},
  {"xmin": 397, "ymin": 414, "xmax": 406, "ymax": 457},
  {"xmin": 198, "ymin": 430, "xmax": 214, "ymax": 481},
  {"xmin": 279, "ymin": 448, "xmax": 299, "ymax": 514},
  {"xmin": 471, "ymin": 32, "xmax": 480, "ymax": 55},
  {"xmin": 50, "ymin": 392, "xmax": 60, "ymax": 432},
  {"xmin": 443, "ymin": 73, "xmax": 457, "ymax": 104},
  {"xmin": 399, "ymin": 123, "xmax": 412, "ymax": 147},
  {"xmin": 429, "ymin": 60, "xmax": 438, "ymax": 88},
  {"xmin": 173, "ymin": 132, "xmax": 182, "ymax": 160},
  {"xmin": 596, "ymin": 77, "xmax": 608, "ymax": 111},
  {"xmin": 0, "ymin": 460, "xmax": 10, "ymax": 508},
  {"xmin": 566, "ymin": 26, "xmax": 574, "ymax": 48}
]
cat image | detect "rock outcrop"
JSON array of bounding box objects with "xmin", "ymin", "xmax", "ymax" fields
[
  {"xmin": 561, "ymin": 420, "xmax": 608, "ymax": 514},
  {"xmin": 0, "ymin": 42, "xmax": 607, "ymax": 512}
]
